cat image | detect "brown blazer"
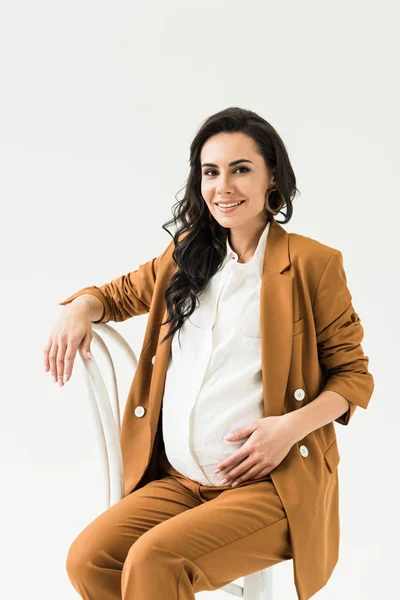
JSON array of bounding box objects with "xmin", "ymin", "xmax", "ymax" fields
[{"xmin": 59, "ymin": 218, "xmax": 375, "ymax": 600}]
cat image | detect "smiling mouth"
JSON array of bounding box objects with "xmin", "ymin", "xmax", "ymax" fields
[{"xmin": 215, "ymin": 200, "xmax": 246, "ymax": 212}]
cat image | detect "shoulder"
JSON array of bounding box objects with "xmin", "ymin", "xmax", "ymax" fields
[
  {"xmin": 154, "ymin": 235, "xmax": 181, "ymax": 277},
  {"xmin": 288, "ymin": 230, "xmax": 338, "ymax": 259},
  {"xmin": 157, "ymin": 230, "xmax": 190, "ymax": 266},
  {"xmin": 287, "ymin": 230, "xmax": 344, "ymax": 285}
]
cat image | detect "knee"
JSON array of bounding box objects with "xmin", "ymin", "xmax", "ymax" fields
[
  {"xmin": 124, "ymin": 533, "xmax": 181, "ymax": 572},
  {"xmin": 123, "ymin": 532, "xmax": 171, "ymax": 577},
  {"xmin": 125, "ymin": 535, "xmax": 154, "ymax": 566},
  {"xmin": 65, "ymin": 532, "xmax": 96, "ymax": 584}
]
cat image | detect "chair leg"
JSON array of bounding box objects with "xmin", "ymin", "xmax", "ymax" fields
[
  {"xmin": 242, "ymin": 568, "xmax": 273, "ymax": 599},
  {"xmin": 243, "ymin": 571, "xmax": 261, "ymax": 599},
  {"xmin": 260, "ymin": 568, "xmax": 273, "ymax": 599}
]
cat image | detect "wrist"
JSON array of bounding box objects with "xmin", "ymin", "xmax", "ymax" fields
[
  {"xmin": 69, "ymin": 297, "xmax": 92, "ymax": 312},
  {"xmin": 281, "ymin": 410, "xmax": 306, "ymax": 446},
  {"xmin": 62, "ymin": 297, "xmax": 91, "ymax": 319},
  {"xmin": 71, "ymin": 296, "xmax": 89, "ymax": 305}
]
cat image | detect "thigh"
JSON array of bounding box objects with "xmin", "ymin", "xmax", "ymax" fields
[
  {"xmin": 65, "ymin": 474, "xmax": 202, "ymax": 572},
  {"xmin": 129, "ymin": 478, "xmax": 292, "ymax": 591}
]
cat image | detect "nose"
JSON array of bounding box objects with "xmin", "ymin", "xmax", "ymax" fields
[{"xmin": 216, "ymin": 178, "xmax": 236, "ymax": 196}]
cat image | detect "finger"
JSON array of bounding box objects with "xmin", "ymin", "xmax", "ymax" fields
[
  {"xmin": 220, "ymin": 456, "xmax": 253, "ymax": 483},
  {"xmin": 215, "ymin": 451, "xmax": 247, "ymax": 474},
  {"xmin": 231, "ymin": 464, "xmax": 265, "ymax": 487},
  {"xmin": 44, "ymin": 338, "xmax": 52, "ymax": 372},
  {"xmin": 79, "ymin": 330, "xmax": 92, "ymax": 360},
  {"xmin": 48, "ymin": 340, "xmax": 59, "ymax": 383},
  {"xmin": 63, "ymin": 341, "xmax": 79, "ymax": 383},
  {"xmin": 56, "ymin": 338, "xmax": 68, "ymax": 386}
]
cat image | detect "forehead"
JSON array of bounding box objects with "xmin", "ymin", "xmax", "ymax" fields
[{"xmin": 200, "ymin": 132, "xmax": 258, "ymax": 163}]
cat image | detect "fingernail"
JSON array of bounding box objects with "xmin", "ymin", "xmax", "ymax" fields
[
  {"xmin": 231, "ymin": 481, "xmax": 239, "ymax": 487},
  {"xmin": 87, "ymin": 352, "xmax": 92, "ymax": 359},
  {"xmin": 220, "ymin": 478, "xmax": 228, "ymax": 485},
  {"xmin": 214, "ymin": 468, "xmax": 221, "ymax": 473},
  {"xmin": 58, "ymin": 379, "xmax": 63, "ymax": 387},
  {"xmin": 63, "ymin": 374, "xmax": 70, "ymax": 383},
  {"xmin": 52, "ymin": 375, "xmax": 57, "ymax": 383}
]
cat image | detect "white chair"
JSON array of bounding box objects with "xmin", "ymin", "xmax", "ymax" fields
[{"xmin": 78, "ymin": 322, "xmax": 274, "ymax": 599}]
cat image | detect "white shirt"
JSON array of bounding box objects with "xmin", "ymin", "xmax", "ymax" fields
[{"xmin": 161, "ymin": 220, "xmax": 271, "ymax": 486}]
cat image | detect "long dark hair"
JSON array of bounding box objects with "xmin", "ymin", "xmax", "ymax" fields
[{"xmin": 159, "ymin": 106, "xmax": 299, "ymax": 346}]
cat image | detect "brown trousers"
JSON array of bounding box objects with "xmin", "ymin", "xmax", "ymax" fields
[{"xmin": 66, "ymin": 447, "xmax": 293, "ymax": 599}]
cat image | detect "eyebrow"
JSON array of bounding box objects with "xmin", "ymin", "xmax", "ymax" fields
[{"xmin": 201, "ymin": 159, "xmax": 254, "ymax": 168}]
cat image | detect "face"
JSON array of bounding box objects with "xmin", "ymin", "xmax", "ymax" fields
[{"xmin": 200, "ymin": 132, "xmax": 275, "ymax": 228}]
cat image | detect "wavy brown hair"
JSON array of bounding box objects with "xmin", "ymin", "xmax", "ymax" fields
[{"xmin": 159, "ymin": 106, "xmax": 300, "ymax": 346}]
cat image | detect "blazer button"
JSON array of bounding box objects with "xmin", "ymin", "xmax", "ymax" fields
[
  {"xmin": 134, "ymin": 406, "xmax": 146, "ymax": 418},
  {"xmin": 294, "ymin": 388, "xmax": 305, "ymax": 401},
  {"xmin": 299, "ymin": 444, "xmax": 309, "ymax": 457},
  {"xmin": 151, "ymin": 355, "xmax": 156, "ymax": 365}
]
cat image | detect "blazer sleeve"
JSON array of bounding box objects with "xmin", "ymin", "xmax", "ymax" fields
[
  {"xmin": 312, "ymin": 249, "xmax": 375, "ymax": 426},
  {"xmin": 58, "ymin": 241, "xmax": 173, "ymax": 324}
]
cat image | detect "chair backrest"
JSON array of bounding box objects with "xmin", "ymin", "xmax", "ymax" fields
[{"xmin": 78, "ymin": 323, "xmax": 138, "ymax": 507}]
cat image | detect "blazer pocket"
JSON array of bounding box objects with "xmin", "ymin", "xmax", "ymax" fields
[
  {"xmin": 324, "ymin": 438, "xmax": 340, "ymax": 473},
  {"xmin": 293, "ymin": 317, "xmax": 304, "ymax": 336}
]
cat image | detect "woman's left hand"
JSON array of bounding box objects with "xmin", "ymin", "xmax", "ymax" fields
[{"xmin": 214, "ymin": 415, "xmax": 298, "ymax": 487}]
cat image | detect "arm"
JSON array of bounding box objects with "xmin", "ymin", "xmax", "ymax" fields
[
  {"xmin": 65, "ymin": 294, "xmax": 105, "ymax": 323},
  {"xmin": 287, "ymin": 249, "xmax": 375, "ymax": 438},
  {"xmin": 58, "ymin": 241, "xmax": 173, "ymax": 324},
  {"xmin": 287, "ymin": 390, "xmax": 351, "ymax": 443}
]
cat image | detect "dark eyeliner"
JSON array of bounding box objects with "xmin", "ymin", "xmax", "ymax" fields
[{"xmin": 203, "ymin": 166, "xmax": 250, "ymax": 177}]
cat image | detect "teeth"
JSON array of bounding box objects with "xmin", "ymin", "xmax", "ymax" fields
[{"xmin": 217, "ymin": 201, "xmax": 242, "ymax": 208}]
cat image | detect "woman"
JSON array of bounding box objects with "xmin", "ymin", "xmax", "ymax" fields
[{"xmin": 46, "ymin": 107, "xmax": 374, "ymax": 600}]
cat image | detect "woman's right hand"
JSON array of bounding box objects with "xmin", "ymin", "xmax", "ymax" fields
[{"xmin": 44, "ymin": 300, "xmax": 93, "ymax": 387}]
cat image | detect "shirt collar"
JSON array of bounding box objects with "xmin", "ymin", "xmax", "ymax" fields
[{"xmin": 224, "ymin": 220, "xmax": 271, "ymax": 280}]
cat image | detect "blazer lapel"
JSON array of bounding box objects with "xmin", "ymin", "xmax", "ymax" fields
[
  {"xmin": 148, "ymin": 219, "xmax": 293, "ymax": 440},
  {"xmin": 260, "ymin": 219, "xmax": 293, "ymax": 418}
]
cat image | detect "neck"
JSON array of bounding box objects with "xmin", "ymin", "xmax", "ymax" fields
[{"xmin": 228, "ymin": 215, "xmax": 271, "ymax": 263}]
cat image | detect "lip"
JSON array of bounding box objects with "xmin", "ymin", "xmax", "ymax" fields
[
  {"xmin": 215, "ymin": 200, "xmax": 245, "ymax": 214},
  {"xmin": 215, "ymin": 200, "xmax": 245, "ymax": 206}
]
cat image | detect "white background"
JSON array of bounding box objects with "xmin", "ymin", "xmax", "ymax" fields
[{"xmin": 0, "ymin": 0, "xmax": 398, "ymax": 598}]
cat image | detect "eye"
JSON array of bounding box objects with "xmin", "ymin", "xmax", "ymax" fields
[{"xmin": 203, "ymin": 166, "xmax": 250, "ymax": 177}]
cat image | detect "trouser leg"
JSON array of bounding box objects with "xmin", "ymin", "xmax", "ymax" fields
[
  {"xmin": 66, "ymin": 450, "xmax": 292, "ymax": 600},
  {"xmin": 65, "ymin": 470, "xmax": 202, "ymax": 599},
  {"xmin": 120, "ymin": 472, "xmax": 291, "ymax": 600}
]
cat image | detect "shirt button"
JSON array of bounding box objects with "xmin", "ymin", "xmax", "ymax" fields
[
  {"xmin": 134, "ymin": 406, "xmax": 146, "ymax": 417},
  {"xmin": 294, "ymin": 388, "xmax": 305, "ymax": 401},
  {"xmin": 151, "ymin": 355, "xmax": 156, "ymax": 365},
  {"xmin": 299, "ymin": 445, "xmax": 309, "ymax": 458}
]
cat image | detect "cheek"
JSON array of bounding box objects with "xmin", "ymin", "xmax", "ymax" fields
[{"xmin": 201, "ymin": 181, "xmax": 214, "ymax": 199}]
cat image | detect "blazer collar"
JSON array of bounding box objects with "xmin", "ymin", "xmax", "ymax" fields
[{"xmin": 262, "ymin": 216, "xmax": 291, "ymax": 274}]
